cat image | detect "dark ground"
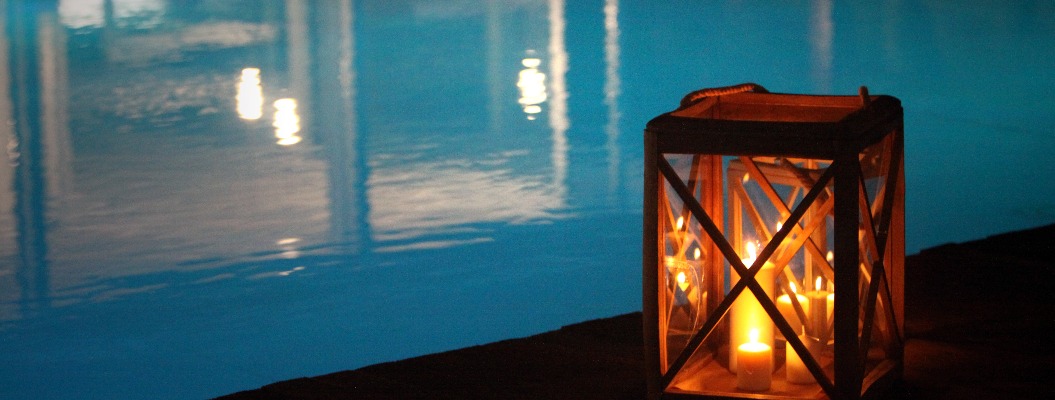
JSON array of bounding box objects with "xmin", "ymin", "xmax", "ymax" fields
[{"xmin": 218, "ymin": 224, "xmax": 1055, "ymax": 399}]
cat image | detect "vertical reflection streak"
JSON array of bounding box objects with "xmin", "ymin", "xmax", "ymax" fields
[
  {"xmin": 285, "ymin": 0, "xmax": 310, "ymax": 143},
  {"xmin": 335, "ymin": 0, "xmax": 369, "ymax": 250},
  {"xmin": 37, "ymin": 13, "xmax": 71, "ymax": 202},
  {"xmin": 0, "ymin": 0, "xmax": 18, "ymax": 320},
  {"xmin": 485, "ymin": 0, "xmax": 502, "ymax": 134},
  {"xmin": 315, "ymin": 0, "xmax": 368, "ymax": 251},
  {"xmin": 603, "ymin": 0, "xmax": 621, "ymax": 202},
  {"xmin": 810, "ymin": 0, "xmax": 834, "ymax": 93},
  {"xmin": 548, "ymin": 0, "xmax": 568, "ymax": 201},
  {"xmin": 8, "ymin": 0, "xmax": 52, "ymax": 316}
]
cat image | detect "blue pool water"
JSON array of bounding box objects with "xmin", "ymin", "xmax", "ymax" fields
[{"xmin": 0, "ymin": 1, "xmax": 1052, "ymax": 398}]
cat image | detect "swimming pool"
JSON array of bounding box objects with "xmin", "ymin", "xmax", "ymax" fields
[{"xmin": 1, "ymin": 1, "xmax": 1052, "ymax": 398}]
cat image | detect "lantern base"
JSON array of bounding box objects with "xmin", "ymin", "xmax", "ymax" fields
[
  {"xmin": 662, "ymin": 351, "xmax": 903, "ymax": 399},
  {"xmin": 664, "ymin": 344, "xmax": 833, "ymax": 399}
]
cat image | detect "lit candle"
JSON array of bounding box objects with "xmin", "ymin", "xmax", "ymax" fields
[
  {"xmin": 827, "ymin": 292, "xmax": 835, "ymax": 321},
  {"xmin": 694, "ymin": 248, "xmax": 707, "ymax": 312},
  {"xmin": 673, "ymin": 270, "xmax": 690, "ymax": 306},
  {"xmin": 673, "ymin": 249, "xmax": 704, "ymax": 306},
  {"xmin": 676, "ymin": 271, "xmax": 690, "ymax": 292},
  {"xmin": 806, "ymin": 277, "xmax": 830, "ymax": 339},
  {"xmin": 729, "ymin": 241, "xmax": 776, "ymax": 373},
  {"xmin": 785, "ymin": 333, "xmax": 821, "ymax": 384},
  {"xmin": 736, "ymin": 328, "xmax": 773, "ymax": 391},
  {"xmin": 775, "ymin": 282, "xmax": 808, "ymax": 340}
]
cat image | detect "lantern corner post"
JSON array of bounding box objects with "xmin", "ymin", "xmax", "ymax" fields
[
  {"xmin": 890, "ymin": 124, "xmax": 906, "ymax": 343},
  {"xmin": 833, "ymin": 151, "xmax": 863, "ymax": 399},
  {"xmin": 643, "ymin": 128, "xmax": 663, "ymax": 399}
]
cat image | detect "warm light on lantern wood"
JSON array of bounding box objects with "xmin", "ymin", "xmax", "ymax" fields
[{"xmin": 644, "ymin": 83, "xmax": 904, "ymax": 400}]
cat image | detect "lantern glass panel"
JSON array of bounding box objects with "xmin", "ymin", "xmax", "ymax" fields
[
  {"xmin": 658, "ymin": 154, "xmax": 716, "ymax": 369},
  {"xmin": 656, "ymin": 153, "xmax": 840, "ymax": 398},
  {"xmin": 855, "ymin": 134, "xmax": 902, "ymax": 383}
]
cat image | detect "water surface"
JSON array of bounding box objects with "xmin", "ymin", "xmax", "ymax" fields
[{"xmin": 0, "ymin": 1, "xmax": 1052, "ymax": 399}]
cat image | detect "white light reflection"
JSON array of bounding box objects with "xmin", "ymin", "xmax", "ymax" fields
[
  {"xmin": 285, "ymin": 0, "xmax": 312, "ymax": 145},
  {"xmin": 603, "ymin": 0, "xmax": 622, "ymax": 200},
  {"xmin": 58, "ymin": 0, "xmax": 104, "ymax": 29},
  {"xmin": 517, "ymin": 55, "xmax": 547, "ymax": 120},
  {"xmin": 59, "ymin": 0, "xmax": 166, "ymax": 29},
  {"xmin": 236, "ymin": 68, "xmax": 264, "ymax": 120},
  {"xmin": 249, "ymin": 266, "xmax": 305, "ymax": 280},
  {"xmin": 273, "ymin": 98, "xmax": 302, "ymax": 146},
  {"xmin": 276, "ymin": 237, "xmax": 301, "ymax": 246},
  {"xmin": 810, "ymin": 0, "xmax": 834, "ymax": 93},
  {"xmin": 276, "ymin": 237, "xmax": 303, "ymax": 259},
  {"xmin": 548, "ymin": 0, "xmax": 569, "ymax": 199}
]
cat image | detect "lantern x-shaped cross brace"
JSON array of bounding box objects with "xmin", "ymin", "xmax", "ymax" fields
[
  {"xmin": 855, "ymin": 137, "xmax": 905, "ymax": 361},
  {"xmin": 657, "ymin": 157, "xmax": 838, "ymax": 396},
  {"xmin": 736, "ymin": 157, "xmax": 837, "ymax": 287},
  {"xmin": 733, "ymin": 157, "xmax": 837, "ymax": 339}
]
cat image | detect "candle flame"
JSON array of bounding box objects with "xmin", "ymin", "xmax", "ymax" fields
[
  {"xmin": 789, "ymin": 281, "xmax": 797, "ymax": 294},
  {"xmin": 748, "ymin": 328, "xmax": 760, "ymax": 344},
  {"xmin": 815, "ymin": 277, "xmax": 823, "ymax": 291},
  {"xmin": 775, "ymin": 221, "xmax": 783, "ymax": 232},
  {"xmin": 693, "ymin": 248, "xmax": 701, "ymax": 260},
  {"xmin": 826, "ymin": 251, "xmax": 834, "ymax": 263},
  {"xmin": 676, "ymin": 271, "xmax": 689, "ymax": 291},
  {"xmin": 742, "ymin": 174, "xmax": 750, "ymax": 183},
  {"xmin": 676, "ymin": 216, "xmax": 684, "ymax": 230},
  {"xmin": 745, "ymin": 241, "xmax": 758, "ymax": 263}
]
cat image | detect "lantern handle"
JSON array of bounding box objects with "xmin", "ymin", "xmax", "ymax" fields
[
  {"xmin": 678, "ymin": 83, "xmax": 768, "ymax": 109},
  {"xmin": 859, "ymin": 86, "xmax": 871, "ymax": 107}
]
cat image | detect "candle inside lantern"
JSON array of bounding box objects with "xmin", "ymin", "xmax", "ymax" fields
[
  {"xmin": 676, "ymin": 271, "xmax": 690, "ymax": 292},
  {"xmin": 806, "ymin": 277, "xmax": 831, "ymax": 340},
  {"xmin": 729, "ymin": 241, "xmax": 776, "ymax": 373},
  {"xmin": 776, "ymin": 282, "xmax": 808, "ymax": 340},
  {"xmin": 736, "ymin": 328, "xmax": 773, "ymax": 391},
  {"xmin": 827, "ymin": 292, "xmax": 835, "ymax": 321},
  {"xmin": 695, "ymin": 248, "xmax": 707, "ymax": 312}
]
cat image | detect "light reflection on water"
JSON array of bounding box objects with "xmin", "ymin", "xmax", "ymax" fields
[{"xmin": 0, "ymin": 0, "xmax": 1052, "ymax": 399}]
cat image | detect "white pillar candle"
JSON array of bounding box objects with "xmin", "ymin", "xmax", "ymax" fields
[
  {"xmin": 775, "ymin": 283, "xmax": 808, "ymax": 340},
  {"xmin": 827, "ymin": 292, "xmax": 835, "ymax": 320},
  {"xmin": 736, "ymin": 328, "xmax": 773, "ymax": 391},
  {"xmin": 805, "ymin": 277, "xmax": 830, "ymax": 340},
  {"xmin": 729, "ymin": 245, "xmax": 776, "ymax": 373},
  {"xmin": 785, "ymin": 333, "xmax": 822, "ymax": 384}
]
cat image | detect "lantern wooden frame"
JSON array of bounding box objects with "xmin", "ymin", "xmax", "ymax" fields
[{"xmin": 643, "ymin": 84, "xmax": 904, "ymax": 400}]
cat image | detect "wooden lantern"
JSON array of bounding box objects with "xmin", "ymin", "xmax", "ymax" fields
[{"xmin": 643, "ymin": 84, "xmax": 904, "ymax": 399}]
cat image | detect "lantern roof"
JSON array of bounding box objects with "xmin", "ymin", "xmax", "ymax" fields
[{"xmin": 646, "ymin": 85, "xmax": 902, "ymax": 159}]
